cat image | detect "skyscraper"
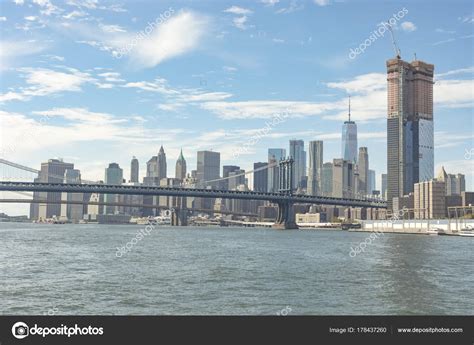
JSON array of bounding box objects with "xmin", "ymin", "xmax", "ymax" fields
[
  {"xmin": 381, "ymin": 173, "xmax": 388, "ymax": 199},
  {"xmin": 341, "ymin": 97, "xmax": 358, "ymax": 164},
  {"xmin": 357, "ymin": 147, "xmax": 369, "ymax": 194},
  {"xmin": 31, "ymin": 158, "xmax": 75, "ymax": 220},
  {"xmin": 289, "ymin": 140, "xmax": 305, "ymax": 188},
  {"xmin": 437, "ymin": 166, "xmax": 465, "ymax": 196},
  {"xmin": 368, "ymin": 169, "xmax": 376, "ymax": 195},
  {"xmin": 307, "ymin": 141, "xmax": 323, "ymax": 195},
  {"xmin": 197, "ymin": 150, "xmax": 220, "ymax": 187},
  {"xmin": 386, "ymin": 58, "xmax": 434, "ymax": 210},
  {"xmin": 267, "ymin": 148, "xmax": 286, "ymax": 193},
  {"xmin": 175, "ymin": 149, "xmax": 187, "ymax": 180},
  {"xmin": 60, "ymin": 169, "xmax": 83, "ymax": 222},
  {"xmin": 321, "ymin": 162, "xmax": 333, "ymax": 196},
  {"xmin": 104, "ymin": 163, "xmax": 123, "ymax": 215},
  {"xmin": 157, "ymin": 145, "xmax": 167, "ymax": 180},
  {"xmin": 253, "ymin": 162, "xmax": 268, "ymax": 192},
  {"xmin": 130, "ymin": 156, "xmax": 139, "ymax": 183},
  {"xmin": 332, "ymin": 159, "xmax": 354, "ymax": 198}
]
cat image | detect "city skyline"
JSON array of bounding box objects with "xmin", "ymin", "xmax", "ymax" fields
[{"xmin": 0, "ymin": 0, "xmax": 473, "ymax": 215}]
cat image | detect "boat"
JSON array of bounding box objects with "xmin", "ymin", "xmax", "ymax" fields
[
  {"xmin": 426, "ymin": 227, "xmax": 443, "ymax": 235},
  {"xmin": 459, "ymin": 232, "xmax": 474, "ymax": 237}
]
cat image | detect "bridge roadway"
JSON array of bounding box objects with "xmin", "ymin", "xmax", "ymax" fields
[
  {"xmin": 0, "ymin": 181, "xmax": 386, "ymax": 208},
  {"xmin": 0, "ymin": 181, "xmax": 387, "ymax": 229}
]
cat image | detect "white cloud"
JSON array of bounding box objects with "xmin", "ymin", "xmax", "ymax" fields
[
  {"xmin": 99, "ymin": 23, "xmax": 126, "ymax": 33},
  {"xmin": 260, "ymin": 0, "xmax": 279, "ymax": 6},
  {"xmin": 0, "ymin": 67, "xmax": 95, "ymax": 102},
  {"xmin": 32, "ymin": 0, "xmax": 62, "ymax": 16},
  {"xmin": 0, "ymin": 40, "xmax": 47, "ymax": 71},
  {"xmin": 272, "ymin": 38, "xmax": 285, "ymax": 43},
  {"xmin": 233, "ymin": 16, "xmax": 249, "ymax": 30},
  {"xmin": 276, "ymin": 1, "xmax": 304, "ymax": 14},
  {"xmin": 0, "ymin": 17, "xmax": 7, "ymax": 22},
  {"xmin": 13, "ymin": 0, "xmax": 25, "ymax": 4},
  {"xmin": 401, "ymin": 21, "xmax": 417, "ymax": 32},
  {"xmin": 124, "ymin": 11, "xmax": 209, "ymax": 68},
  {"xmin": 63, "ymin": 10, "xmax": 87, "ymax": 19},
  {"xmin": 224, "ymin": 6, "xmax": 253, "ymax": 15},
  {"xmin": 24, "ymin": 16, "xmax": 38, "ymax": 21},
  {"xmin": 313, "ymin": 0, "xmax": 330, "ymax": 6},
  {"xmin": 436, "ymin": 66, "xmax": 474, "ymax": 78}
]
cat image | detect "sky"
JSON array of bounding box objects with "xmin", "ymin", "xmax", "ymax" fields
[{"xmin": 0, "ymin": 0, "xmax": 473, "ymax": 216}]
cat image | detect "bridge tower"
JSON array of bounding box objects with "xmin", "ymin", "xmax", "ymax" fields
[
  {"xmin": 272, "ymin": 158, "xmax": 298, "ymax": 230},
  {"xmin": 171, "ymin": 196, "xmax": 188, "ymax": 226}
]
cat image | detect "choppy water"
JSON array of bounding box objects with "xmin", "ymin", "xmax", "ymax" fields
[{"xmin": 0, "ymin": 223, "xmax": 472, "ymax": 315}]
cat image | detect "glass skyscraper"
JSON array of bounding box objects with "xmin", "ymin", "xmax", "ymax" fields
[
  {"xmin": 341, "ymin": 97, "xmax": 358, "ymax": 164},
  {"xmin": 386, "ymin": 58, "xmax": 434, "ymax": 210}
]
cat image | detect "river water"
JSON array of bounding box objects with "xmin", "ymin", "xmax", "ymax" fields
[{"xmin": 0, "ymin": 223, "xmax": 472, "ymax": 315}]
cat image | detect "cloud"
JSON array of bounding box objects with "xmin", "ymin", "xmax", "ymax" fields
[
  {"xmin": 272, "ymin": 38, "xmax": 285, "ymax": 43},
  {"xmin": 436, "ymin": 67, "xmax": 474, "ymax": 78},
  {"xmin": 0, "ymin": 17, "xmax": 6, "ymax": 21},
  {"xmin": 276, "ymin": 0, "xmax": 304, "ymax": 14},
  {"xmin": 313, "ymin": 0, "xmax": 330, "ymax": 6},
  {"xmin": 130, "ymin": 11, "xmax": 208, "ymax": 68},
  {"xmin": 223, "ymin": 6, "xmax": 253, "ymax": 15},
  {"xmin": 400, "ymin": 21, "xmax": 417, "ymax": 32},
  {"xmin": 232, "ymin": 16, "xmax": 249, "ymax": 30},
  {"xmin": 0, "ymin": 40, "xmax": 47, "ymax": 72},
  {"xmin": 0, "ymin": 67, "xmax": 95, "ymax": 102},
  {"xmin": 260, "ymin": 0, "xmax": 279, "ymax": 6}
]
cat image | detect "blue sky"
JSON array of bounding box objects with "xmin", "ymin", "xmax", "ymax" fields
[{"xmin": 0, "ymin": 0, "xmax": 473, "ymax": 212}]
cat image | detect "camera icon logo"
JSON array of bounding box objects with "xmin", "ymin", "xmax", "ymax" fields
[{"xmin": 12, "ymin": 321, "xmax": 29, "ymax": 339}]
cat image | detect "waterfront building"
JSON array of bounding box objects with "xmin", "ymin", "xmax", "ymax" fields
[
  {"xmin": 414, "ymin": 179, "xmax": 446, "ymax": 219},
  {"xmin": 381, "ymin": 173, "xmax": 388, "ymax": 199},
  {"xmin": 386, "ymin": 58, "xmax": 434, "ymax": 210},
  {"xmin": 321, "ymin": 162, "xmax": 333, "ymax": 197}
]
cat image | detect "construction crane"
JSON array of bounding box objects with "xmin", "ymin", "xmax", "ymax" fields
[{"xmin": 387, "ymin": 21, "xmax": 401, "ymax": 59}]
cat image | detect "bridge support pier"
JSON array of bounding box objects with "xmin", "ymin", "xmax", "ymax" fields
[
  {"xmin": 272, "ymin": 201, "xmax": 298, "ymax": 230},
  {"xmin": 171, "ymin": 196, "xmax": 188, "ymax": 226}
]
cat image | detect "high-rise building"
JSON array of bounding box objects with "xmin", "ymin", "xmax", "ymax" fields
[
  {"xmin": 157, "ymin": 145, "xmax": 167, "ymax": 180},
  {"xmin": 437, "ymin": 166, "xmax": 465, "ymax": 196},
  {"xmin": 253, "ymin": 162, "xmax": 268, "ymax": 192},
  {"xmin": 175, "ymin": 149, "xmax": 187, "ymax": 180},
  {"xmin": 368, "ymin": 169, "xmax": 376, "ymax": 195},
  {"xmin": 228, "ymin": 169, "xmax": 245, "ymax": 190},
  {"xmin": 357, "ymin": 147, "xmax": 369, "ymax": 194},
  {"xmin": 130, "ymin": 156, "xmax": 139, "ymax": 183},
  {"xmin": 332, "ymin": 159, "xmax": 354, "ymax": 198},
  {"xmin": 104, "ymin": 163, "xmax": 123, "ymax": 215},
  {"xmin": 31, "ymin": 158, "xmax": 75, "ymax": 220},
  {"xmin": 289, "ymin": 140, "xmax": 306, "ymax": 188},
  {"xmin": 222, "ymin": 165, "xmax": 240, "ymax": 190},
  {"xmin": 60, "ymin": 169, "xmax": 83, "ymax": 222},
  {"xmin": 342, "ymin": 97, "xmax": 358, "ymax": 164},
  {"xmin": 381, "ymin": 173, "xmax": 388, "ymax": 199},
  {"xmin": 267, "ymin": 148, "xmax": 286, "ymax": 193},
  {"xmin": 414, "ymin": 179, "xmax": 446, "ymax": 219},
  {"xmin": 321, "ymin": 162, "xmax": 333, "ymax": 196},
  {"xmin": 197, "ymin": 150, "xmax": 220, "ymax": 188},
  {"xmin": 386, "ymin": 58, "xmax": 434, "ymax": 210},
  {"xmin": 307, "ymin": 141, "xmax": 323, "ymax": 195}
]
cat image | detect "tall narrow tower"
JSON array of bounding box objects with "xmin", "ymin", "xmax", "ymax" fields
[
  {"xmin": 341, "ymin": 97, "xmax": 358, "ymax": 164},
  {"xmin": 386, "ymin": 58, "xmax": 434, "ymax": 210}
]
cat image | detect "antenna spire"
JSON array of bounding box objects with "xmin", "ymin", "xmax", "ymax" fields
[{"xmin": 348, "ymin": 95, "xmax": 351, "ymax": 122}]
